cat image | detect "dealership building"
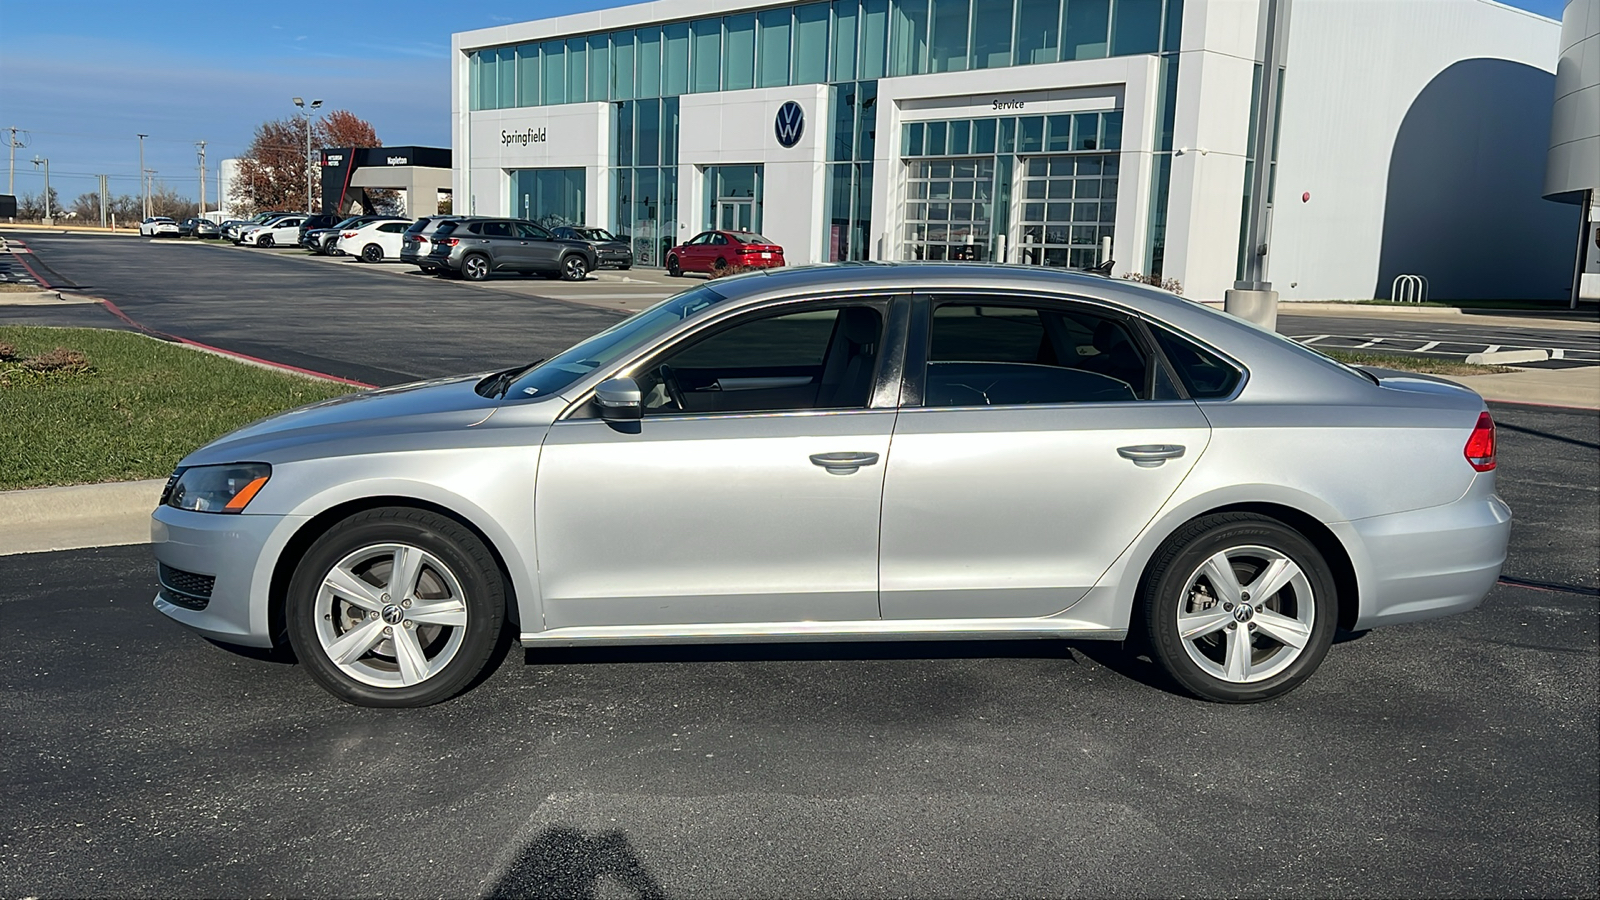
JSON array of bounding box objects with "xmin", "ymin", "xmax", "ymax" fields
[{"xmin": 453, "ymin": 0, "xmax": 1578, "ymax": 301}]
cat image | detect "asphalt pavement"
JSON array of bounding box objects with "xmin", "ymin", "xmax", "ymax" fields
[
  {"xmin": 1279, "ymin": 313, "xmax": 1600, "ymax": 367},
  {"xmin": 2, "ymin": 402, "xmax": 1594, "ymax": 898}
]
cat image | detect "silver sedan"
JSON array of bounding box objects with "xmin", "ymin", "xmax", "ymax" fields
[{"xmin": 151, "ymin": 264, "xmax": 1510, "ymax": 706}]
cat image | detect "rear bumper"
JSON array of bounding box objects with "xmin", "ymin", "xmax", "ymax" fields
[{"xmin": 1343, "ymin": 478, "xmax": 1512, "ymax": 630}]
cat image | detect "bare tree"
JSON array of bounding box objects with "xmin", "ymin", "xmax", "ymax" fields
[
  {"xmin": 15, "ymin": 188, "xmax": 60, "ymax": 221},
  {"xmin": 148, "ymin": 182, "xmax": 197, "ymax": 219}
]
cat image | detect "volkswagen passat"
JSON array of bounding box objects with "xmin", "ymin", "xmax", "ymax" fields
[{"xmin": 151, "ymin": 265, "xmax": 1510, "ymax": 707}]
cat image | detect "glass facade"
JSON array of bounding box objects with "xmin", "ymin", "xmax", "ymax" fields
[
  {"xmin": 468, "ymin": 0, "xmax": 1183, "ymax": 267},
  {"xmin": 510, "ymin": 168, "xmax": 586, "ymax": 228},
  {"xmin": 703, "ymin": 165, "xmax": 765, "ymax": 233}
]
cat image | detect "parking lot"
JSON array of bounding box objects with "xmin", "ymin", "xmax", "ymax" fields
[{"xmin": 1, "ymin": 232, "xmax": 1596, "ymax": 897}]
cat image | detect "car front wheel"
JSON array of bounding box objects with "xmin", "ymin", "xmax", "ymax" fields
[
  {"xmin": 1140, "ymin": 513, "xmax": 1337, "ymax": 703},
  {"xmin": 561, "ymin": 255, "xmax": 589, "ymax": 281},
  {"xmin": 259, "ymin": 234, "xmax": 275, "ymax": 248},
  {"xmin": 286, "ymin": 508, "xmax": 506, "ymax": 707},
  {"xmin": 666, "ymin": 256, "xmax": 681, "ymax": 277}
]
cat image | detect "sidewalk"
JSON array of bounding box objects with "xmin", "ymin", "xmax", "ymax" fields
[{"xmin": 1442, "ymin": 365, "xmax": 1600, "ymax": 409}]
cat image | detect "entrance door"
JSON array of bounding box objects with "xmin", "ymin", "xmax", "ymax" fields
[{"xmin": 719, "ymin": 200, "xmax": 754, "ymax": 232}]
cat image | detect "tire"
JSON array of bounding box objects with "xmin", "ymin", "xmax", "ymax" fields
[
  {"xmin": 259, "ymin": 234, "xmax": 275, "ymax": 248},
  {"xmin": 713, "ymin": 257, "xmax": 728, "ymax": 274},
  {"xmin": 462, "ymin": 253, "xmax": 491, "ymax": 282},
  {"xmin": 560, "ymin": 254, "xmax": 589, "ymax": 281},
  {"xmin": 286, "ymin": 508, "xmax": 506, "ymax": 708},
  {"xmin": 361, "ymin": 243, "xmax": 384, "ymax": 263},
  {"xmin": 666, "ymin": 256, "xmax": 681, "ymax": 277},
  {"xmin": 1139, "ymin": 513, "xmax": 1337, "ymax": 703}
]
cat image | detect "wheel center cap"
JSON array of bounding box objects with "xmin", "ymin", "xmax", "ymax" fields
[
  {"xmin": 1233, "ymin": 604, "xmax": 1254, "ymax": 623},
  {"xmin": 381, "ymin": 604, "xmax": 404, "ymax": 625}
]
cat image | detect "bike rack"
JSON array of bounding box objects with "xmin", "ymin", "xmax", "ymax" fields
[{"xmin": 1392, "ymin": 273, "xmax": 1429, "ymax": 303}]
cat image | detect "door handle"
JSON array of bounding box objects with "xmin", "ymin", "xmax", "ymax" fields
[
  {"xmin": 810, "ymin": 451, "xmax": 880, "ymax": 475},
  {"xmin": 1117, "ymin": 444, "xmax": 1186, "ymax": 468}
]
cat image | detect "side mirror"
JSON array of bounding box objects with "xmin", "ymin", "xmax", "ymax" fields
[{"xmin": 595, "ymin": 376, "xmax": 642, "ymax": 421}]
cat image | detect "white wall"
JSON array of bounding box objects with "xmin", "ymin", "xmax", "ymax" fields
[
  {"xmin": 1269, "ymin": 0, "xmax": 1566, "ymax": 300},
  {"xmin": 464, "ymin": 103, "xmax": 611, "ymax": 227},
  {"xmin": 678, "ymin": 84, "xmax": 831, "ymax": 263}
]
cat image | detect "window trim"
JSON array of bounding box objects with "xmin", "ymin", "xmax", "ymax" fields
[{"xmin": 903, "ymin": 291, "xmax": 1203, "ymax": 409}]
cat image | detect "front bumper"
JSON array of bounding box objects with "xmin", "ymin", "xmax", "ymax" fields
[
  {"xmin": 150, "ymin": 505, "xmax": 308, "ymax": 648},
  {"xmin": 1343, "ymin": 476, "xmax": 1512, "ymax": 630}
]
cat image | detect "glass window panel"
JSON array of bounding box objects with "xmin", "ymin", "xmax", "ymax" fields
[
  {"xmin": 1112, "ymin": 0, "xmax": 1163, "ymax": 56},
  {"xmin": 1101, "ymin": 110, "xmax": 1122, "ymax": 150},
  {"xmin": 1102, "ymin": 154, "xmax": 1119, "ymax": 176},
  {"xmin": 497, "ymin": 47, "xmax": 516, "ymax": 109},
  {"xmin": 853, "ymin": 163, "xmax": 872, "ymax": 260},
  {"xmin": 949, "ymin": 119, "xmax": 971, "ymax": 155},
  {"xmin": 794, "ymin": 3, "xmax": 830, "ymax": 83},
  {"xmin": 1074, "ymin": 112, "xmax": 1099, "ymax": 150},
  {"xmin": 1075, "ymin": 178, "xmax": 1100, "ymax": 199},
  {"xmin": 855, "ymin": 81, "xmax": 877, "ymax": 160},
  {"xmin": 1029, "ymin": 158, "xmax": 1049, "ymax": 177},
  {"xmin": 926, "ymin": 121, "xmax": 947, "ymax": 156},
  {"xmin": 690, "ymin": 18, "xmax": 721, "ymax": 93},
  {"xmin": 860, "ymin": 0, "xmax": 889, "ymax": 78},
  {"xmin": 952, "ymin": 202, "xmax": 972, "ymax": 219},
  {"xmin": 1025, "ymin": 180, "xmax": 1046, "ymax": 199},
  {"xmin": 724, "ymin": 14, "xmax": 757, "ymax": 90},
  {"xmin": 929, "ymin": 203, "xmax": 949, "ymax": 220},
  {"xmin": 1046, "ymin": 180, "xmax": 1070, "ymax": 199},
  {"xmin": 1102, "ymin": 176, "xmax": 1118, "ymax": 199},
  {"xmin": 1018, "ymin": 116, "xmax": 1043, "ymax": 152},
  {"xmin": 1048, "ymin": 156, "xmax": 1072, "ymax": 175},
  {"xmin": 1072, "ymin": 225, "xmax": 1097, "ymax": 243},
  {"xmin": 637, "ymin": 99, "xmax": 661, "ymax": 166},
  {"xmin": 636, "ymin": 26, "xmax": 662, "ymax": 96},
  {"xmin": 1163, "ymin": 0, "xmax": 1184, "ymax": 52},
  {"xmin": 999, "ymin": 117, "xmax": 1016, "ymax": 152},
  {"xmin": 906, "ymin": 121, "xmax": 924, "ymax": 155},
  {"xmin": 1015, "ymin": 0, "xmax": 1060, "ymax": 63},
  {"xmin": 890, "ymin": 0, "xmax": 929, "ymax": 76},
  {"xmin": 953, "ymin": 181, "xmax": 975, "ymax": 200},
  {"xmin": 611, "ymin": 31, "xmax": 635, "ymax": 101},
  {"xmin": 580, "ymin": 37, "xmax": 604, "ymax": 105},
  {"xmin": 1100, "ymin": 201, "xmax": 1117, "ymax": 222},
  {"xmin": 613, "ymin": 168, "xmax": 632, "ymax": 240},
  {"xmin": 1046, "ymin": 114, "xmax": 1071, "ymax": 152},
  {"xmin": 1063, "ymin": 0, "xmax": 1109, "ymax": 60},
  {"xmin": 758, "ymin": 8, "xmax": 793, "ymax": 87},
  {"xmin": 616, "ymin": 101, "xmax": 634, "ymax": 167},
  {"xmin": 469, "ymin": 51, "xmax": 481, "ymax": 112},
  {"xmin": 517, "ymin": 44, "xmax": 539, "ymax": 108},
  {"xmin": 1073, "ymin": 201, "xmax": 1097, "ymax": 221},
  {"xmin": 832, "ymin": 86, "xmax": 856, "ymax": 161},
  {"xmin": 832, "ymin": 0, "xmax": 859, "ymax": 82},
  {"xmin": 973, "ymin": 118, "xmax": 997, "ymax": 153},
  {"xmin": 1023, "ymin": 202, "xmax": 1044, "ymax": 221},
  {"xmin": 662, "ymin": 97, "xmax": 680, "ymax": 165},
  {"xmin": 1076, "ymin": 155, "xmax": 1101, "ymax": 175},
  {"xmin": 663, "ymin": 21, "xmax": 690, "ymax": 95},
  {"xmin": 929, "ymin": 0, "xmax": 970, "ymax": 73},
  {"xmin": 632, "ymin": 168, "xmax": 659, "ymax": 265},
  {"xmin": 971, "ymin": 0, "xmax": 1013, "ymax": 68},
  {"xmin": 1046, "ymin": 202, "xmax": 1070, "ymax": 221},
  {"xmin": 566, "ymin": 37, "xmax": 587, "ymax": 103},
  {"xmin": 953, "ymin": 159, "xmax": 975, "ymax": 177},
  {"xmin": 541, "ymin": 40, "xmax": 565, "ymax": 105}
]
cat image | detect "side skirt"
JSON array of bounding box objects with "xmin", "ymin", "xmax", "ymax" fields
[{"xmin": 521, "ymin": 617, "xmax": 1126, "ymax": 647}]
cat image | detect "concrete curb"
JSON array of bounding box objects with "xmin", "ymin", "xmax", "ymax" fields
[
  {"xmin": 1466, "ymin": 349, "xmax": 1551, "ymax": 365},
  {"xmin": 0, "ymin": 479, "xmax": 161, "ymax": 556}
]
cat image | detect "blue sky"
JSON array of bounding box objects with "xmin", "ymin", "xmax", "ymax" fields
[{"xmin": 0, "ymin": 0, "xmax": 1570, "ymax": 208}]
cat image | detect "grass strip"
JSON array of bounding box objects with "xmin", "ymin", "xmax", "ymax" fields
[
  {"xmin": 0, "ymin": 326, "xmax": 356, "ymax": 490},
  {"xmin": 1319, "ymin": 348, "xmax": 1515, "ymax": 376}
]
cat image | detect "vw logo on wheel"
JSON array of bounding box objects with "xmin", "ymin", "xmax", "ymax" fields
[
  {"xmin": 381, "ymin": 604, "xmax": 404, "ymax": 625},
  {"xmin": 774, "ymin": 101, "xmax": 805, "ymax": 148}
]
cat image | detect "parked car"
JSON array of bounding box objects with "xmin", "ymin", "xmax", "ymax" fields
[
  {"xmin": 192, "ymin": 219, "xmax": 221, "ymax": 240},
  {"xmin": 296, "ymin": 214, "xmax": 341, "ymax": 246},
  {"xmin": 150, "ymin": 264, "xmax": 1510, "ymax": 708},
  {"xmin": 304, "ymin": 215, "xmax": 407, "ymax": 255},
  {"xmin": 665, "ymin": 230, "xmax": 785, "ymax": 276},
  {"xmin": 551, "ymin": 225, "xmax": 633, "ymax": 270},
  {"xmin": 222, "ymin": 212, "xmax": 296, "ymax": 242},
  {"xmin": 335, "ymin": 219, "xmax": 412, "ymax": 262},
  {"xmin": 399, "ymin": 216, "xmax": 461, "ymax": 272},
  {"xmin": 139, "ymin": 217, "xmax": 180, "ymax": 237},
  {"xmin": 177, "ymin": 217, "xmax": 207, "ymax": 238},
  {"xmin": 426, "ymin": 217, "xmax": 596, "ymax": 281},
  {"xmin": 238, "ymin": 215, "xmax": 307, "ymax": 247}
]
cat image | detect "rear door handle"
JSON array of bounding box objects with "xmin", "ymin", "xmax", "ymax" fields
[
  {"xmin": 1117, "ymin": 444, "xmax": 1186, "ymax": 468},
  {"xmin": 810, "ymin": 451, "xmax": 880, "ymax": 475}
]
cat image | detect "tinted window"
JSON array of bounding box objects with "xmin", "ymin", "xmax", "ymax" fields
[
  {"xmin": 379, "ymin": 222, "xmax": 407, "ymax": 233},
  {"xmin": 479, "ymin": 221, "xmax": 512, "ymax": 237},
  {"xmin": 516, "ymin": 222, "xmax": 553, "ymax": 239},
  {"xmin": 924, "ymin": 301, "xmax": 1149, "ymax": 405},
  {"xmin": 730, "ymin": 232, "xmax": 772, "ymax": 244},
  {"xmin": 1149, "ymin": 325, "xmax": 1243, "ymax": 399},
  {"xmin": 434, "ymin": 222, "xmax": 460, "ymax": 236},
  {"xmin": 710, "ymin": 233, "xmax": 729, "ymax": 245}
]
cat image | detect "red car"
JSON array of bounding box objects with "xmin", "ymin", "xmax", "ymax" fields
[{"xmin": 665, "ymin": 230, "xmax": 786, "ymax": 276}]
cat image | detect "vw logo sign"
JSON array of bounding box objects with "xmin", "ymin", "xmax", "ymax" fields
[{"xmin": 774, "ymin": 101, "xmax": 805, "ymax": 148}]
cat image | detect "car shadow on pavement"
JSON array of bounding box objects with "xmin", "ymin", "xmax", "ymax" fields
[{"xmin": 483, "ymin": 826, "xmax": 668, "ymax": 900}]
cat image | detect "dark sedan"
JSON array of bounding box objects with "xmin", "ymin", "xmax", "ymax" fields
[{"xmin": 551, "ymin": 225, "xmax": 633, "ymax": 270}]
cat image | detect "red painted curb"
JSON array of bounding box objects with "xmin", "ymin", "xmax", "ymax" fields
[{"xmin": 7, "ymin": 241, "xmax": 54, "ymax": 289}]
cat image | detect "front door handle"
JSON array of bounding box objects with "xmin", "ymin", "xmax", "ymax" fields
[
  {"xmin": 1117, "ymin": 444, "xmax": 1186, "ymax": 468},
  {"xmin": 810, "ymin": 451, "xmax": 880, "ymax": 475}
]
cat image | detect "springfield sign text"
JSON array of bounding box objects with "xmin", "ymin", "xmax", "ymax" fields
[{"xmin": 502, "ymin": 127, "xmax": 548, "ymax": 147}]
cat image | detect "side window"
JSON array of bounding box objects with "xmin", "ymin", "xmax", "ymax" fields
[
  {"xmin": 380, "ymin": 222, "xmax": 406, "ymax": 233},
  {"xmin": 480, "ymin": 221, "xmax": 512, "ymax": 238},
  {"xmin": 1149, "ymin": 324, "xmax": 1243, "ymax": 399},
  {"xmin": 688, "ymin": 232, "xmax": 711, "ymax": 245},
  {"xmin": 711, "ymin": 233, "xmax": 729, "ymax": 245},
  {"xmin": 517, "ymin": 222, "xmax": 552, "ymax": 240},
  {"xmin": 633, "ymin": 305, "xmax": 884, "ymax": 415},
  {"xmin": 924, "ymin": 300, "xmax": 1150, "ymax": 406}
]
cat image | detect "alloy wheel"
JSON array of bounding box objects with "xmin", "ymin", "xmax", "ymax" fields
[
  {"xmin": 1175, "ymin": 545, "xmax": 1315, "ymax": 684},
  {"xmin": 312, "ymin": 543, "xmax": 470, "ymax": 688}
]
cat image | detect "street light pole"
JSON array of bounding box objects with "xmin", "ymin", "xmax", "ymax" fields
[
  {"xmin": 292, "ymin": 97, "xmax": 323, "ymax": 213},
  {"xmin": 196, "ymin": 140, "xmax": 207, "ymax": 218},
  {"xmin": 137, "ymin": 133, "xmax": 148, "ymax": 218},
  {"xmin": 31, "ymin": 155, "xmax": 50, "ymax": 223}
]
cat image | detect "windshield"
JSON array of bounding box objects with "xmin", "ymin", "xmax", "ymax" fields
[
  {"xmin": 507, "ymin": 285, "xmax": 728, "ymax": 400},
  {"xmin": 577, "ymin": 228, "xmax": 616, "ymax": 241}
]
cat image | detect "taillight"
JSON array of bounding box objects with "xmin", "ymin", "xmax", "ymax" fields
[
  {"xmin": 1464, "ymin": 411, "xmax": 1496, "ymax": 472},
  {"xmin": 341, "ymin": 231, "xmax": 358, "ymax": 238},
  {"xmin": 439, "ymin": 238, "xmax": 459, "ymax": 247}
]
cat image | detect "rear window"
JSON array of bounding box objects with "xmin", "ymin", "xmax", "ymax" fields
[
  {"xmin": 1149, "ymin": 325, "xmax": 1243, "ymax": 399},
  {"xmin": 433, "ymin": 221, "xmax": 460, "ymax": 236},
  {"xmin": 730, "ymin": 233, "xmax": 771, "ymax": 244}
]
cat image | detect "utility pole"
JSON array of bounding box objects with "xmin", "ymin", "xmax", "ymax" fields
[
  {"xmin": 137, "ymin": 133, "xmax": 148, "ymax": 218},
  {"xmin": 6, "ymin": 126, "xmax": 27, "ymax": 223},
  {"xmin": 196, "ymin": 140, "xmax": 207, "ymax": 218},
  {"xmin": 31, "ymin": 155, "xmax": 51, "ymax": 223},
  {"xmin": 97, "ymin": 174, "xmax": 109, "ymax": 227},
  {"xmin": 144, "ymin": 169, "xmax": 158, "ymax": 215}
]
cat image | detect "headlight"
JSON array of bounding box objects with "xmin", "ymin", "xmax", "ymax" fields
[{"xmin": 165, "ymin": 463, "xmax": 271, "ymax": 513}]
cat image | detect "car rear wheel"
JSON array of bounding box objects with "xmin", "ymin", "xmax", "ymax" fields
[
  {"xmin": 560, "ymin": 255, "xmax": 589, "ymax": 281},
  {"xmin": 361, "ymin": 244, "xmax": 384, "ymax": 263},
  {"xmin": 1139, "ymin": 513, "xmax": 1337, "ymax": 703},
  {"xmin": 667, "ymin": 256, "xmax": 681, "ymax": 277},
  {"xmin": 259, "ymin": 234, "xmax": 275, "ymax": 248},
  {"xmin": 286, "ymin": 508, "xmax": 506, "ymax": 707},
  {"xmin": 462, "ymin": 254, "xmax": 491, "ymax": 281}
]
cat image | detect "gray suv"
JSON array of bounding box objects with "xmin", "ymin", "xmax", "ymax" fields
[{"xmin": 427, "ymin": 217, "xmax": 597, "ymax": 282}]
